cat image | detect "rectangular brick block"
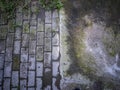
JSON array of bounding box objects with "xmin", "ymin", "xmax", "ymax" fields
[
  {"xmin": 36, "ymin": 62, "xmax": 43, "ymax": 77},
  {"xmin": 6, "ymin": 33, "xmax": 14, "ymax": 47},
  {"xmin": 52, "ymin": 46, "xmax": 60, "ymax": 60},
  {"xmin": 20, "ymin": 63, "xmax": 27, "ymax": 79},
  {"xmin": 30, "ymin": 26, "xmax": 36, "ymax": 39},
  {"xmin": 22, "ymin": 34, "xmax": 29, "ymax": 47},
  {"xmin": 16, "ymin": 12, "xmax": 22, "ymax": 26},
  {"xmin": 0, "ymin": 70, "xmax": 3, "ymax": 85},
  {"xmin": 20, "ymin": 80, "xmax": 27, "ymax": 90},
  {"xmin": 44, "ymin": 52, "xmax": 51, "ymax": 67},
  {"xmin": 12, "ymin": 71, "xmax": 19, "ymax": 87},
  {"xmin": 37, "ymin": 32, "xmax": 44, "ymax": 45},
  {"xmin": 29, "ymin": 40, "xmax": 36, "ymax": 54},
  {"xmin": 36, "ymin": 46, "xmax": 43, "ymax": 61},
  {"xmin": 37, "ymin": 18, "xmax": 44, "ymax": 31},
  {"xmin": 28, "ymin": 71, "xmax": 35, "ymax": 86},
  {"xmin": 52, "ymin": 62, "xmax": 59, "ymax": 77},
  {"xmin": 43, "ymin": 68, "xmax": 52, "ymax": 89},
  {"xmin": 36, "ymin": 78, "xmax": 42, "ymax": 90},
  {"xmin": 45, "ymin": 11, "xmax": 52, "ymax": 23},
  {"xmin": 52, "ymin": 32, "xmax": 59, "ymax": 45},
  {"xmin": 28, "ymin": 55, "xmax": 35, "ymax": 70},
  {"xmin": 5, "ymin": 47, "xmax": 12, "ymax": 61},
  {"xmin": 4, "ymin": 61, "xmax": 12, "ymax": 77},
  {"xmin": 0, "ymin": 40, "xmax": 5, "ymax": 53},
  {"xmin": 23, "ymin": 20, "xmax": 29, "ymax": 33},
  {"xmin": 15, "ymin": 27, "xmax": 22, "ymax": 40},
  {"xmin": 45, "ymin": 24, "xmax": 51, "ymax": 38},
  {"xmin": 3, "ymin": 78, "xmax": 10, "ymax": 90},
  {"xmin": 44, "ymin": 38, "xmax": 51, "ymax": 51},
  {"xmin": 21, "ymin": 48, "xmax": 28, "ymax": 62},
  {"xmin": 12, "ymin": 54, "xmax": 20, "ymax": 71},
  {"xmin": 0, "ymin": 54, "xmax": 4, "ymax": 69},
  {"xmin": 14, "ymin": 40, "xmax": 21, "ymax": 54}
]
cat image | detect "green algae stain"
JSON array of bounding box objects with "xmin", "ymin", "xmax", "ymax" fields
[{"xmin": 13, "ymin": 54, "xmax": 20, "ymax": 71}]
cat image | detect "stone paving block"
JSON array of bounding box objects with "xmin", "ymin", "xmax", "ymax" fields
[
  {"xmin": 16, "ymin": 5, "xmax": 22, "ymax": 13},
  {"xmin": 28, "ymin": 71, "xmax": 35, "ymax": 86},
  {"xmin": 16, "ymin": 12, "xmax": 22, "ymax": 26},
  {"xmin": 5, "ymin": 47, "xmax": 12, "ymax": 61},
  {"xmin": 36, "ymin": 78, "xmax": 42, "ymax": 90},
  {"xmin": 44, "ymin": 52, "xmax": 51, "ymax": 67},
  {"xmin": 15, "ymin": 27, "xmax": 22, "ymax": 40},
  {"xmin": 21, "ymin": 48, "xmax": 28, "ymax": 62},
  {"xmin": 0, "ymin": 54, "xmax": 4, "ymax": 69},
  {"xmin": 0, "ymin": 70, "xmax": 3, "ymax": 85},
  {"xmin": 3, "ymin": 78, "xmax": 10, "ymax": 90},
  {"xmin": 44, "ymin": 38, "xmax": 51, "ymax": 51},
  {"xmin": 14, "ymin": 40, "xmax": 21, "ymax": 54},
  {"xmin": 29, "ymin": 40, "xmax": 36, "ymax": 54},
  {"xmin": 52, "ymin": 17, "xmax": 59, "ymax": 31},
  {"xmin": 52, "ymin": 10, "xmax": 59, "ymax": 18},
  {"xmin": 52, "ymin": 78, "xmax": 59, "ymax": 90},
  {"xmin": 6, "ymin": 33, "xmax": 14, "ymax": 47},
  {"xmin": 13, "ymin": 54, "xmax": 20, "ymax": 71},
  {"xmin": 0, "ymin": 13, "xmax": 7, "ymax": 25},
  {"xmin": 28, "ymin": 55, "xmax": 35, "ymax": 70},
  {"xmin": 0, "ymin": 40, "xmax": 5, "ymax": 53},
  {"xmin": 12, "ymin": 71, "xmax": 19, "ymax": 87},
  {"xmin": 52, "ymin": 32, "xmax": 59, "ymax": 45},
  {"xmin": 12, "ymin": 88, "xmax": 18, "ymax": 90},
  {"xmin": 0, "ymin": 26, "xmax": 7, "ymax": 39},
  {"xmin": 37, "ymin": 32, "xmax": 44, "ymax": 45},
  {"xmin": 23, "ymin": 20, "xmax": 29, "ymax": 33},
  {"xmin": 23, "ymin": 10, "xmax": 30, "ymax": 20},
  {"xmin": 36, "ymin": 46, "xmax": 43, "ymax": 61},
  {"xmin": 30, "ymin": 19, "xmax": 37, "ymax": 26},
  {"xmin": 30, "ymin": 26, "xmax": 36, "ymax": 39},
  {"xmin": 52, "ymin": 62, "xmax": 59, "ymax": 77},
  {"xmin": 4, "ymin": 61, "xmax": 12, "ymax": 77},
  {"xmin": 31, "ymin": 13, "xmax": 37, "ymax": 20},
  {"xmin": 8, "ymin": 19, "xmax": 15, "ymax": 32},
  {"xmin": 45, "ymin": 11, "xmax": 52, "ymax": 23},
  {"xmin": 22, "ymin": 34, "xmax": 29, "ymax": 47},
  {"xmin": 37, "ymin": 18, "xmax": 44, "ymax": 31},
  {"xmin": 44, "ymin": 86, "xmax": 51, "ymax": 90},
  {"xmin": 20, "ymin": 63, "xmax": 28, "ymax": 79},
  {"xmin": 20, "ymin": 80, "xmax": 27, "ymax": 90},
  {"xmin": 52, "ymin": 46, "xmax": 60, "ymax": 60},
  {"xmin": 28, "ymin": 88, "xmax": 35, "ymax": 90},
  {"xmin": 45, "ymin": 24, "xmax": 52, "ymax": 38},
  {"xmin": 36, "ymin": 62, "xmax": 43, "ymax": 77},
  {"xmin": 31, "ymin": 1, "xmax": 38, "ymax": 13},
  {"xmin": 43, "ymin": 68, "xmax": 52, "ymax": 89}
]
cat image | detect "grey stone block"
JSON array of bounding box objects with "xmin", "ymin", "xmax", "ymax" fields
[
  {"xmin": 44, "ymin": 52, "xmax": 51, "ymax": 67},
  {"xmin": 36, "ymin": 62, "xmax": 43, "ymax": 77},
  {"xmin": 21, "ymin": 48, "xmax": 28, "ymax": 62},
  {"xmin": 52, "ymin": 46, "xmax": 60, "ymax": 60},
  {"xmin": 52, "ymin": 32, "xmax": 59, "ymax": 45},
  {"xmin": 36, "ymin": 46, "xmax": 43, "ymax": 61},
  {"xmin": 5, "ymin": 47, "xmax": 12, "ymax": 61},
  {"xmin": 0, "ymin": 40, "xmax": 5, "ymax": 53},
  {"xmin": 29, "ymin": 40, "xmax": 36, "ymax": 54},
  {"xmin": 20, "ymin": 63, "xmax": 27, "ymax": 79},
  {"xmin": 28, "ymin": 55, "xmax": 35, "ymax": 70},
  {"xmin": 16, "ymin": 12, "xmax": 22, "ymax": 26},
  {"xmin": 36, "ymin": 78, "xmax": 42, "ymax": 90},
  {"xmin": 20, "ymin": 80, "xmax": 27, "ymax": 90},
  {"xmin": 6, "ymin": 33, "xmax": 14, "ymax": 47},
  {"xmin": 52, "ymin": 62, "xmax": 59, "ymax": 77},
  {"xmin": 12, "ymin": 71, "xmax": 19, "ymax": 87},
  {"xmin": 28, "ymin": 71, "xmax": 35, "ymax": 86},
  {"xmin": 45, "ymin": 11, "xmax": 52, "ymax": 23},
  {"xmin": 14, "ymin": 40, "xmax": 21, "ymax": 54},
  {"xmin": 3, "ymin": 78, "xmax": 10, "ymax": 90},
  {"xmin": 22, "ymin": 34, "xmax": 29, "ymax": 47},
  {"xmin": 4, "ymin": 62, "xmax": 12, "ymax": 77},
  {"xmin": 0, "ymin": 54, "xmax": 4, "ymax": 69},
  {"xmin": 37, "ymin": 32, "xmax": 44, "ymax": 45},
  {"xmin": 44, "ymin": 38, "xmax": 51, "ymax": 51}
]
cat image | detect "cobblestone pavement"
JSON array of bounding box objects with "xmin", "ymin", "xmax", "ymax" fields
[{"xmin": 0, "ymin": 0, "xmax": 60, "ymax": 90}]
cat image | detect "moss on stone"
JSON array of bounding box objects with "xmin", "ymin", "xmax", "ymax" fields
[{"xmin": 13, "ymin": 54, "xmax": 20, "ymax": 71}]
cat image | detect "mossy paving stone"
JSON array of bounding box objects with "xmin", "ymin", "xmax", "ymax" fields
[{"xmin": 12, "ymin": 54, "xmax": 20, "ymax": 71}]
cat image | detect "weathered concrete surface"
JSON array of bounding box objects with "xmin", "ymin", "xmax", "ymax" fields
[{"xmin": 60, "ymin": 0, "xmax": 120, "ymax": 90}]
